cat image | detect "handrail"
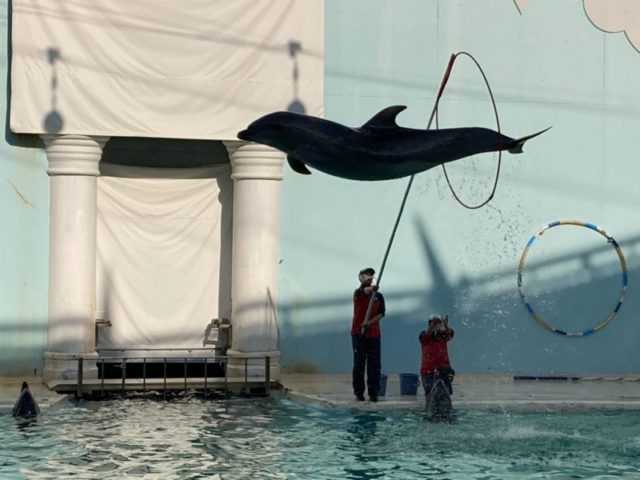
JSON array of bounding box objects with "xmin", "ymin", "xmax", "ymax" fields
[
  {"xmin": 89, "ymin": 353, "xmax": 270, "ymax": 360},
  {"xmin": 73, "ymin": 352, "xmax": 272, "ymax": 400},
  {"xmin": 97, "ymin": 347, "xmax": 222, "ymax": 352}
]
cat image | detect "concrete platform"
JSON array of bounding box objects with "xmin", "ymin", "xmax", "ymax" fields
[
  {"xmin": 281, "ymin": 373, "xmax": 640, "ymax": 411},
  {"xmin": 3, "ymin": 373, "xmax": 640, "ymax": 412},
  {"xmin": 0, "ymin": 375, "xmax": 273, "ymax": 410},
  {"xmin": 0, "ymin": 377, "xmax": 68, "ymax": 410}
]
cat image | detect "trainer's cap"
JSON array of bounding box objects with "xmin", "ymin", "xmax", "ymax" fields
[{"xmin": 358, "ymin": 267, "xmax": 375, "ymax": 283}]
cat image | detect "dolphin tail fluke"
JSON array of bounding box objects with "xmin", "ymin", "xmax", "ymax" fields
[{"xmin": 508, "ymin": 126, "xmax": 551, "ymax": 154}]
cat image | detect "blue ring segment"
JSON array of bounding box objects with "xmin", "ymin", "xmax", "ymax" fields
[{"xmin": 517, "ymin": 219, "xmax": 628, "ymax": 337}]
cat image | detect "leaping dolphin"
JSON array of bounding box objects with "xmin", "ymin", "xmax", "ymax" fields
[
  {"xmin": 237, "ymin": 105, "xmax": 549, "ymax": 181},
  {"xmin": 12, "ymin": 381, "xmax": 40, "ymax": 418}
]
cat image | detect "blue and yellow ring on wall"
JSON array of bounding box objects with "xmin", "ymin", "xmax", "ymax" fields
[{"xmin": 517, "ymin": 219, "xmax": 628, "ymax": 337}]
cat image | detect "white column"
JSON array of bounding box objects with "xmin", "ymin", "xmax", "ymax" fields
[
  {"xmin": 41, "ymin": 135, "xmax": 109, "ymax": 382},
  {"xmin": 223, "ymin": 141, "xmax": 284, "ymax": 380}
]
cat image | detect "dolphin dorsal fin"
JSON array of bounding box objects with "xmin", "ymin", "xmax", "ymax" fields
[{"xmin": 360, "ymin": 105, "xmax": 407, "ymax": 129}]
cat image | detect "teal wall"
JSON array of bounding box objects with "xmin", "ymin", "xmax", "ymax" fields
[
  {"xmin": 0, "ymin": 1, "xmax": 49, "ymax": 375},
  {"xmin": 2, "ymin": 0, "xmax": 639, "ymax": 378},
  {"xmin": 279, "ymin": 0, "xmax": 640, "ymax": 374}
]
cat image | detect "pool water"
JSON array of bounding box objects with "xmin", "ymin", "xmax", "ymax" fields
[{"xmin": 2, "ymin": 396, "xmax": 640, "ymax": 479}]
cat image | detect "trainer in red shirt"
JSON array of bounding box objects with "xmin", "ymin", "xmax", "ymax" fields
[
  {"xmin": 351, "ymin": 267, "xmax": 386, "ymax": 402},
  {"xmin": 419, "ymin": 314, "xmax": 454, "ymax": 376}
]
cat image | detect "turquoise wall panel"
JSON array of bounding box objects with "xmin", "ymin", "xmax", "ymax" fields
[
  {"xmin": 0, "ymin": 0, "xmax": 49, "ymax": 375},
  {"xmin": 279, "ymin": 0, "xmax": 640, "ymax": 374},
  {"xmin": 3, "ymin": 0, "xmax": 638, "ymax": 377}
]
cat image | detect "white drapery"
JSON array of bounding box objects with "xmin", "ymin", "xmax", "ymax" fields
[
  {"xmin": 10, "ymin": 0, "xmax": 324, "ymax": 139},
  {"xmin": 96, "ymin": 164, "xmax": 232, "ymax": 350}
]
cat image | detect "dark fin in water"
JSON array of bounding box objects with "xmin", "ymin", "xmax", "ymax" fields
[
  {"xmin": 360, "ymin": 105, "xmax": 407, "ymax": 129},
  {"xmin": 12, "ymin": 381, "xmax": 40, "ymax": 418},
  {"xmin": 425, "ymin": 367, "xmax": 456, "ymax": 423},
  {"xmin": 425, "ymin": 379, "xmax": 455, "ymax": 423},
  {"xmin": 287, "ymin": 154, "xmax": 312, "ymax": 175},
  {"xmin": 508, "ymin": 126, "xmax": 551, "ymax": 154}
]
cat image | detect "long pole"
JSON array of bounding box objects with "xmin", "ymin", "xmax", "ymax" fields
[{"xmin": 360, "ymin": 54, "xmax": 456, "ymax": 332}]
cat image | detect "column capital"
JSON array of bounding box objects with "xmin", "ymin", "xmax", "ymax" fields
[
  {"xmin": 41, "ymin": 135, "xmax": 110, "ymax": 177},
  {"xmin": 223, "ymin": 140, "xmax": 284, "ymax": 181}
]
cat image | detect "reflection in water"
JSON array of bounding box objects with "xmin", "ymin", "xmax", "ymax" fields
[
  {"xmin": 343, "ymin": 412, "xmax": 387, "ymax": 479},
  {"xmin": 1, "ymin": 397, "xmax": 640, "ymax": 479}
]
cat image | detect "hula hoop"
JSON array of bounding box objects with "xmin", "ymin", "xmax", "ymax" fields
[
  {"xmin": 517, "ymin": 219, "xmax": 628, "ymax": 336},
  {"xmin": 437, "ymin": 51, "xmax": 502, "ymax": 210}
]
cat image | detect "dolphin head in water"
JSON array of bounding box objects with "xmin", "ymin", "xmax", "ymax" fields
[
  {"xmin": 12, "ymin": 381, "xmax": 40, "ymax": 419},
  {"xmin": 425, "ymin": 366, "xmax": 456, "ymax": 423}
]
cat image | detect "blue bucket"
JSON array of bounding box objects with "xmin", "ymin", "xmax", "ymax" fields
[
  {"xmin": 378, "ymin": 373, "xmax": 388, "ymax": 397},
  {"xmin": 399, "ymin": 373, "xmax": 419, "ymax": 395}
]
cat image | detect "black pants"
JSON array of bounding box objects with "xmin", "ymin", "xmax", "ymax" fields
[{"xmin": 352, "ymin": 335, "xmax": 381, "ymax": 398}]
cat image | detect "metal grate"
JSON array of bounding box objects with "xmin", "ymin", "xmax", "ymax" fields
[{"xmin": 72, "ymin": 354, "xmax": 272, "ymax": 399}]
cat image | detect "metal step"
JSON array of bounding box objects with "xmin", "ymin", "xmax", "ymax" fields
[{"xmin": 48, "ymin": 376, "xmax": 278, "ymax": 396}]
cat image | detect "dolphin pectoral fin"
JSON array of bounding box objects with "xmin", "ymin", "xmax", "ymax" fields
[
  {"xmin": 360, "ymin": 105, "xmax": 407, "ymax": 129},
  {"xmin": 287, "ymin": 155, "xmax": 312, "ymax": 175},
  {"xmin": 508, "ymin": 126, "xmax": 552, "ymax": 154}
]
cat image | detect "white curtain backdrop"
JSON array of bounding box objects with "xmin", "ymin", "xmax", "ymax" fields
[
  {"xmin": 96, "ymin": 164, "xmax": 232, "ymax": 350},
  {"xmin": 10, "ymin": 0, "xmax": 324, "ymax": 139}
]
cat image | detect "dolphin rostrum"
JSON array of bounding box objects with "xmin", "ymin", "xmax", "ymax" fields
[{"xmin": 237, "ymin": 105, "xmax": 549, "ymax": 181}]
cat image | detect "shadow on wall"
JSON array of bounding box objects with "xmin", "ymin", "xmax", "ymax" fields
[
  {"xmin": 42, "ymin": 47, "xmax": 63, "ymax": 135},
  {"xmin": 2, "ymin": 221, "xmax": 637, "ymax": 376},
  {"xmin": 3, "ymin": 1, "xmax": 42, "ymax": 148},
  {"xmin": 5, "ymin": 0, "xmax": 312, "ymax": 145},
  {"xmin": 0, "ymin": 316, "xmax": 71, "ymax": 377},
  {"xmin": 5, "ymin": 0, "xmax": 312, "ymax": 143},
  {"xmin": 287, "ymin": 40, "xmax": 306, "ymax": 114},
  {"xmin": 279, "ymin": 218, "xmax": 640, "ymax": 375}
]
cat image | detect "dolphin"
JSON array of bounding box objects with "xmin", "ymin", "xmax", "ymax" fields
[
  {"xmin": 237, "ymin": 105, "xmax": 549, "ymax": 181},
  {"xmin": 425, "ymin": 366, "xmax": 455, "ymax": 423},
  {"xmin": 12, "ymin": 381, "xmax": 40, "ymax": 418}
]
